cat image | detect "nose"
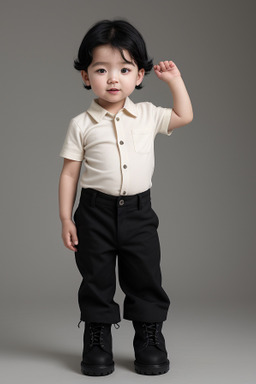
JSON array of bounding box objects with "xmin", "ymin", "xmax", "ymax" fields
[{"xmin": 107, "ymin": 70, "xmax": 118, "ymax": 85}]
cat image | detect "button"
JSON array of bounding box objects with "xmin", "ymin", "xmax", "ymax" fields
[
  {"xmin": 119, "ymin": 140, "xmax": 124, "ymax": 145},
  {"xmin": 116, "ymin": 117, "xmax": 120, "ymax": 121},
  {"xmin": 119, "ymin": 199, "xmax": 124, "ymax": 206},
  {"xmin": 122, "ymin": 191, "xmax": 127, "ymax": 195},
  {"xmin": 123, "ymin": 164, "xmax": 127, "ymax": 169}
]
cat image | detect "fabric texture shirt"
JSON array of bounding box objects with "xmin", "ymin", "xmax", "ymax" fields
[{"xmin": 60, "ymin": 97, "xmax": 172, "ymax": 196}]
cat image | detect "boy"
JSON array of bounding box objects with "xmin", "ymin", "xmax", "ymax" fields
[{"xmin": 59, "ymin": 19, "xmax": 193, "ymax": 376}]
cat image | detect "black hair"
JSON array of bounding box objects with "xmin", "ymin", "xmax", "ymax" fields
[{"xmin": 74, "ymin": 19, "xmax": 153, "ymax": 90}]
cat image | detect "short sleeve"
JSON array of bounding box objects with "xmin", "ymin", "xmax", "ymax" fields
[
  {"xmin": 59, "ymin": 119, "xmax": 84, "ymax": 161},
  {"xmin": 153, "ymin": 105, "xmax": 173, "ymax": 137}
]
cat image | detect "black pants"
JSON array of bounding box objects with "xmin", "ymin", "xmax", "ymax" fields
[{"xmin": 74, "ymin": 188, "xmax": 170, "ymax": 324}]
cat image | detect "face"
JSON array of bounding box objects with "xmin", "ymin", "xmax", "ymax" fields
[{"xmin": 81, "ymin": 45, "xmax": 145, "ymax": 114}]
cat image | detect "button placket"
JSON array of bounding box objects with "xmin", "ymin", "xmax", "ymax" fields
[{"xmin": 114, "ymin": 113, "xmax": 130, "ymax": 196}]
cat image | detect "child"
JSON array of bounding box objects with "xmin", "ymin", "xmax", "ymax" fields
[{"xmin": 59, "ymin": 19, "xmax": 193, "ymax": 376}]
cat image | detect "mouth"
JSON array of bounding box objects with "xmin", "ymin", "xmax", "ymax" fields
[{"xmin": 107, "ymin": 88, "xmax": 120, "ymax": 94}]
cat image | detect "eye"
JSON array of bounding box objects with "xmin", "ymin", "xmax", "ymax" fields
[
  {"xmin": 96, "ymin": 68, "xmax": 106, "ymax": 74},
  {"xmin": 121, "ymin": 68, "xmax": 130, "ymax": 74}
]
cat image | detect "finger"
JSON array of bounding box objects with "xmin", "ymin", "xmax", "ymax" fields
[
  {"xmin": 153, "ymin": 66, "xmax": 162, "ymax": 79},
  {"xmin": 164, "ymin": 61, "xmax": 170, "ymax": 69},
  {"xmin": 67, "ymin": 243, "xmax": 77, "ymax": 252},
  {"xmin": 159, "ymin": 61, "xmax": 166, "ymax": 72},
  {"xmin": 70, "ymin": 229, "xmax": 79, "ymax": 251},
  {"xmin": 71, "ymin": 230, "xmax": 78, "ymax": 246},
  {"xmin": 66, "ymin": 241, "xmax": 77, "ymax": 252},
  {"xmin": 64, "ymin": 232, "xmax": 78, "ymax": 252}
]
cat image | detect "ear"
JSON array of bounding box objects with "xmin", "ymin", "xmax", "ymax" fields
[
  {"xmin": 81, "ymin": 70, "xmax": 90, "ymax": 87},
  {"xmin": 136, "ymin": 68, "xmax": 145, "ymax": 87}
]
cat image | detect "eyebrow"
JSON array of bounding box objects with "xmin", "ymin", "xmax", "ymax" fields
[{"xmin": 91, "ymin": 61, "xmax": 135, "ymax": 68}]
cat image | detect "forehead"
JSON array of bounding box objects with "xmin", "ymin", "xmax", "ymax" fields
[{"xmin": 91, "ymin": 44, "xmax": 134, "ymax": 64}]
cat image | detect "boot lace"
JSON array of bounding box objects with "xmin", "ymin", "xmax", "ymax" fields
[
  {"xmin": 89, "ymin": 323, "xmax": 105, "ymax": 347},
  {"xmin": 143, "ymin": 322, "xmax": 160, "ymax": 346}
]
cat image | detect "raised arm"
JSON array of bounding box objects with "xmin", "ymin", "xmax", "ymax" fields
[{"xmin": 154, "ymin": 61, "xmax": 193, "ymax": 132}]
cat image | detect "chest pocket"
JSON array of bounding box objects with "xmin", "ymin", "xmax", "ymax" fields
[{"xmin": 132, "ymin": 131, "xmax": 153, "ymax": 154}]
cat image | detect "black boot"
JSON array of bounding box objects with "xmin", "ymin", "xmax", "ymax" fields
[
  {"xmin": 133, "ymin": 322, "xmax": 169, "ymax": 375},
  {"xmin": 81, "ymin": 322, "xmax": 114, "ymax": 376}
]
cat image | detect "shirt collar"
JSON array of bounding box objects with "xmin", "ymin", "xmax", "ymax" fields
[{"xmin": 87, "ymin": 97, "xmax": 138, "ymax": 123}]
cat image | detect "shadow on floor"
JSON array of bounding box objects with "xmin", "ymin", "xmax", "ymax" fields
[{"xmin": 0, "ymin": 340, "xmax": 135, "ymax": 374}]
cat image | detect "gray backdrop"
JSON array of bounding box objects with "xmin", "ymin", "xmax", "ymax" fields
[{"xmin": 1, "ymin": 1, "xmax": 256, "ymax": 383}]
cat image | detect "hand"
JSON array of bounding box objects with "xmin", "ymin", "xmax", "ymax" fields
[
  {"xmin": 154, "ymin": 61, "xmax": 181, "ymax": 83},
  {"xmin": 61, "ymin": 219, "xmax": 78, "ymax": 252}
]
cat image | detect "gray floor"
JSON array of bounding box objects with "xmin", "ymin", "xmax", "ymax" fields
[{"xmin": 1, "ymin": 302, "xmax": 256, "ymax": 384}]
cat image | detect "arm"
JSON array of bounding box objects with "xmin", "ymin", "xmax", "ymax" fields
[
  {"xmin": 58, "ymin": 158, "xmax": 82, "ymax": 252},
  {"xmin": 154, "ymin": 61, "xmax": 193, "ymax": 132}
]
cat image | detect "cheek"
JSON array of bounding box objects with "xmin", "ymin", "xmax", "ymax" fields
[
  {"xmin": 123, "ymin": 76, "xmax": 138, "ymax": 91},
  {"xmin": 90, "ymin": 77, "xmax": 104, "ymax": 91}
]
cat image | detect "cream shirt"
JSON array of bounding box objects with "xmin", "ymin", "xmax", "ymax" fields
[{"xmin": 60, "ymin": 97, "xmax": 172, "ymax": 196}]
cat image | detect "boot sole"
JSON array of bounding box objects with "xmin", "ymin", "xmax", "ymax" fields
[
  {"xmin": 81, "ymin": 362, "xmax": 114, "ymax": 376},
  {"xmin": 134, "ymin": 360, "xmax": 170, "ymax": 375}
]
